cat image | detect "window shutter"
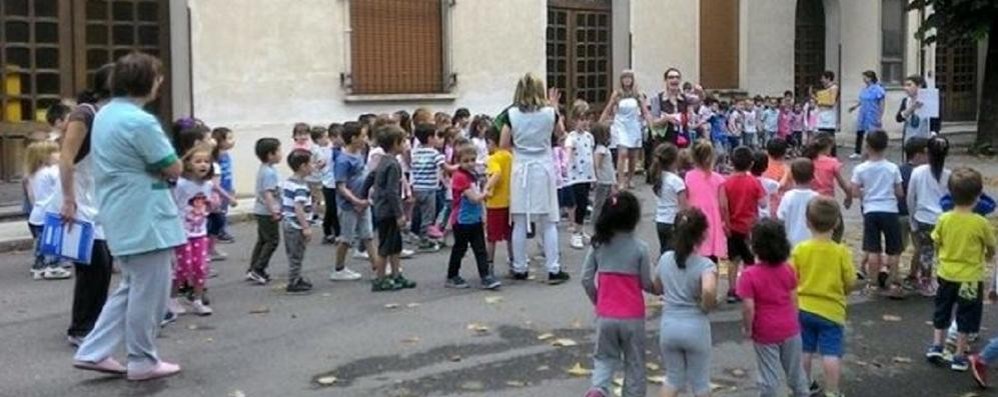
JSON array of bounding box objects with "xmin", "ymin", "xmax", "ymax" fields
[{"xmin": 350, "ymin": 0, "xmax": 443, "ymax": 94}]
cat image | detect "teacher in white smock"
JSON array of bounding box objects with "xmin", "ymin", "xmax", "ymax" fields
[{"xmin": 500, "ymin": 73, "xmax": 571, "ymax": 284}]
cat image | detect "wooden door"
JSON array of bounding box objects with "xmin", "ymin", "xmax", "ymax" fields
[
  {"xmin": 795, "ymin": 0, "xmax": 825, "ymax": 97},
  {"xmin": 546, "ymin": 0, "xmax": 612, "ymax": 117},
  {"xmin": 700, "ymin": 0, "xmax": 739, "ymax": 89},
  {"xmin": 935, "ymin": 34, "xmax": 978, "ymax": 121}
]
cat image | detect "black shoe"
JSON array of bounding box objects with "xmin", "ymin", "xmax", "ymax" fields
[
  {"xmin": 245, "ymin": 270, "xmax": 269, "ymax": 285},
  {"xmin": 201, "ymin": 289, "xmax": 210, "ymax": 306},
  {"xmin": 808, "ymin": 380, "xmax": 822, "ymax": 396},
  {"xmin": 217, "ymin": 233, "xmax": 235, "ymax": 244},
  {"xmin": 510, "ymin": 271, "xmax": 529, "ymax": 281},
  {"xmin": 481, "ymin": 276, "xmax": 502, "ymax": 290},
  {"xmin": 161, "ymin": 311, "xmax": 178, "ymax": 327},
  {"xmin": 547, "ymin": 271, "xmax": 570, "ymax": 285},
  {"xmin": 445, "ymin": 276, "xmax": 470, "ymax": 289},
  {"xmin": 877, "ymin": 271, "xmax": 889, "ymax": 290},
  {"xmin": 322, "ymin": 235, "xmax": 337, "ymax": 245},
  {"xmin": 286, "ymin": 278, "xmax": 313, "ymax": 294}
]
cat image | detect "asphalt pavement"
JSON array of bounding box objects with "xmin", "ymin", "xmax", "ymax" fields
[{"xmin": 1, "ymin": 142, "xmax": 996, "ymax": 397}]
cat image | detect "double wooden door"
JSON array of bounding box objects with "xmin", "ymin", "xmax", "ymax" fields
[{"xmin": 546, "ymin": 0, "xmax": 612, "ymax": 117}]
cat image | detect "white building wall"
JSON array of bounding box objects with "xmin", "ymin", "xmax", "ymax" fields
[
  {"xmin": 629, "ymin": 0, "xmax": 699, "ymax": 97},
  {"xmin": 741, "ymin": 0, "xmax": 795, "ymax": 97},
  {"xmin": 188, "ymin": 0, "xmax": 545, "ymax": 193}
]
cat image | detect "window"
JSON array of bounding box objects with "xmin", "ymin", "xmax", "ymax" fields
[
  {"xmin": 881, "ymin": 0, "xmax": 906, "ymax": 86},
  {"xmin": 546, "ymin": 2, "xmax": 612, "ymax": 114},
  {"xmin": 1, "ymin": 0, "xmax": 70, "ymax": 123},
  {"xmin": 349, "ymin": 0, "xmax": 449, "ymax": 95}
]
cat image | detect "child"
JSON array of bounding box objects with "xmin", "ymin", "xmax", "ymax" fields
[
  {"xmin": 45, "ymin": 103, "xmax": 70, "ymax": 142},
  {"xmin": 726, "ymin": 100, "xmax": 744, "ymax": 149},
  {"xmin": 332, "ymin": 122, "xmax": 376, "ymax": 281},
  {"xmin": 906, "ymin": 136, "xmax": 948, "ymax": 296},
  {"xmin": 411, "ymin": 123, "xmax": 447, "ymax": 251},
  {"xmin": 308, "ymin": 125, "xmax": 331, "ymax": 222},
  {"xmin": 925, "ymin": 167, "xmax": 996, "ymax": 372},
  {"xmin": 246, "ymin": 138, "xmax": 282, "ymax": 285},
  {"xmin": 445, "ymin": 144, "xmax": 501, "ymax": 290},
  {"xmin": 761, "ymin": 97, "xmax": 780, "ymax": 145},
  {"xmin": 708, "ymin": 101, "xmax": 730, "ymax": 158},
  {"xmin": 366, "ymin": 125, "xmax": 416, "ymax": 292},
  {"xmin": 484, "ymin": 127, "xmax": 513, "ymax": 269},
  {"xmin": 169, "ymin": 144, "xmax": 215, "ymax": 315},
  {"xmin": 850, "ymin": 130, "xmax": 904, "ymax": 296},
  {"xmin": 655, "ymin": 208, "xmax": 719, "ymax": 397},
  {"xmin": 565, "ymin": 101, "xmax": 597, "ymax": 249},
  {"xmin": 972, "ymin": 337, "xmax": 998, "ymax": 388},
  {"xmin": 24, "ymin": 140, "xmax": 69, "ymax": 280},
  {"xmin": 741, "ymin": 99, "xmax": 758, "ymax": 149},
  {"xmin": 792, "ymin": 196, "xmax": 857, "ymax": 397},
  {"xmin": 591, "ymin": 122, "xmax": 617, "ymax": 227},
  {"xmin": 291, "ymin": 122, "xmax": 310, "ymax": 151},
  {"xmin": 581, "ymin": 191, "xmax": 656, "ymax": 397},
  {"xmin": 807, "ymin": 133, "xmax": 853, "ymax": 241},
  {"xmin": 684, "ymin": 140, "xmax": 727, "ymax": 264},
  {"xmin": 651, "ymin": 143, "xmax": 687, "ymax": 256},
  {"xmin": 791, "ymin": 103, "xmax": 805, "ymax": 150},
  {"xmin": 752, "ymin": 151, "xmax": 780, "ymax": 219},
  {"xmin": 778, "ymin": 159, "xmax": 820, "ymax": 248},
  {"xmin": 722, "ymin": 146, "xmax": 765, "ymax": 303},
  {"xmin": 282, "ymin": 149, "xmax": 316, "ymax": 294},
  {"xmin": 737, "ymin": 219, "xmax": 810, "ymax": 397},
  {"xmin": 210, "ymin": 127, "xmax": 237, "ymax": 244},
  {"xmin": 554, "ymin": 134, "xmax": 571, "ymax": 220},
  {"xmin": 434, "ymin": 127, "xmax": 460, "ymax": 238},
  {"xmin": 468, "ymin": 115, "xmax": 490, "ymax": 167},
  {"xmin": 777, "ymin": 98, "xmax": 794, "ymax": 144},
  {"xmin": 321, "ymin": 123, "xmax": 344, "ymax": 244}
]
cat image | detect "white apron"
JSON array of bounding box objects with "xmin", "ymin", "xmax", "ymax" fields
[{"xmin": 508, "ymin": 107, "xmax": 559, "ymax": 223}]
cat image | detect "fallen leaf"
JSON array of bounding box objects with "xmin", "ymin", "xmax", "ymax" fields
[
  {"xmin": 505, "ymin": 380, "xmax": 526, "ymax": 387},
  {"xmin": 484, "ymin": 296, "xmax": 503, "ymax": 304},
  {"xmin": 882, "ymin": 314, "xmax": 902, "ymax": 322},
  {"xmin": 537, "ymin": 333, "xmax": 555, "ymax": 341},
  {"xmin": 958, "ymin": 393, "xmax": 981, "ymax": 397},
  {"xmin": 187, "ymin": 324, "xmax": 198, "ymax": 330},
  {"xmin": 647, "ymin": 375, "xmax": 666, "ymax": 385},
  {"xmin": 401, "ymin": 336, "xmax": 421, "ymax": 344},
  {"xmin": 229, "ymin": 390, "xmax": 246, "ymax": 397},
  {"xmin": 855, "ymin": 360, "xmax": 869, "ymax": 367},
  {"xmin": 646, "ymin": 362, "xmax": 660, "ymax": 371},
  {"xmin": 523, "ymin": 320, "xmax": 534, "ymax": 327},
  {"xmin": 566, "ymin": 362, "xmax": 592, "ymax": 377},
  {"xmin": 710, "ymin": 382, "xmax": 725, "ymax": 392},
  {"xmin": 537, "ymin": 365, "xmax": 550, "ymax": 371},
  {"xmin": 449, "ymin": 355, "xmax": 462, "ymax": 362},
  {"xmin": 612, "ymin": 386, "xmax": 622, "ymax": 396},
  {"xmin": 552, "ymin": 338, "xmax": 578, "ymax": 347},
  {"xmin": 384, "ymin": 303, "xmax": 400, "ymax": 309},
  {"xmin": 892, "ymin": 356, "xmax": 912, "ymax": 364},
  {"xmin": 729, "ymin": 368, "xmax": 746, "ymax": 378},
  {"xmin": 203, "ymin": 337, "xmax": 214, "ymax": 343},
  {"xmin": 527, "ymin": 275, "xmax": 537, "ymax": 281},
  {"xmin": 461, "ymin": 381, "xmax": 484, "ymax": 390},
  {"xmin": 321, "ymin": 292, "xmax": 332, "ymax": 297},
  {"xmin": 316, "ymin": 376, "xmax": 338, "ymax": 385},
  {"xmin": 612, "ymin": 377, "xmax": 624, "ymax": 386},
  {"xmin": 406, "ymin": 302, "xmax": 421, "ymax": 308},
  {"xmin": 466, "ymin": 323, "xmax": 490, "ymax": 334},
  {"xmin": 249, "ymin": 306, "xmax": 270, "ymax": 314},
  {"xmin": 571, "ymin": 319, "xmax": 583, "ymax": 329}
]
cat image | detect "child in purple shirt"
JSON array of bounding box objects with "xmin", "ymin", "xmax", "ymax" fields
[{"xmin": 737, "ymin": 219, "xmax": 810, "ymax": 397}]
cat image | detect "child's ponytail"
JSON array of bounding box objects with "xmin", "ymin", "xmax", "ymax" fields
[
  {"xmin": 673, "ymin": 208, "xmax": 708, "ymax": 269},
  {"xmin": 651, "ymin": 142, "xmax": 679, "ymax": 196},
  {"xmin": 591, "ymin": 191, "xmax": 640, "ymax": 248},
  {"xmin": 927, "ymin": 135, "xmax": 949, "ymax": 183}
]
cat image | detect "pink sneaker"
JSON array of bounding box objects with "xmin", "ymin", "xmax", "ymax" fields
[
  {"xmin": 427, "ymin": 225, "xmax": 444, "ymax": 239},
  {"xmin": 73, "ymin": 357, "xmax": 127, "ymax": 375},
  {"xmin": 584, "ymin": 387, "xmax": 608, "ymax": 397},
  {"xmin": 127, "ymin": 361, "xmax": 181, "ymax": 381}
]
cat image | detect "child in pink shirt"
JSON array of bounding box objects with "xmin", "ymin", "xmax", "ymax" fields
[
  {"xmin": 737, "ymin": 219, "xmax": 809, "ymax": 397},
  {"xmin": 684, "ymin": 140, "xmax": 727, "ymax": 261},
  {"xmin": 800, "ymin": 133, "xmax": 853, "ymax": 241}
]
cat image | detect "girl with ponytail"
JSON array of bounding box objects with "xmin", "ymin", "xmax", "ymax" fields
[{"xmin": 906, "ymin": 135, "xmax": 951, "ymax": 296}]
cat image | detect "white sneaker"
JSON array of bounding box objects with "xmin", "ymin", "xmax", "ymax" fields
[
  {"xmin": 400, "ymin": 249, "xmax": 415, "ymax": 259},
  {"xmin": 42, "ymin": 267, "xmax": 72, "ymax": 280},
  {"xmin": 329, "ymin": 267, "xmax": 363, "ymax": 281},
  {"xmin": 352, "ymin": 250, "xmax": 370, "ymax": 260},
  {"xmin": 849, "ymin": 153, "xmax": 861, "ymax": 160},
  {"xmin": 31, "ymin": 268, "xmax": 45, "ymax": 280},
  {"xmin": 570, "ymin": 233, "xmax": 585, "ymax": 249},
  {"xmin": 167, "ymin": 298, "xmax": 187, "ymax": 315},
  {"xmin": 190, "ymin": 299, "xmax": 213, "ymax": 316}
]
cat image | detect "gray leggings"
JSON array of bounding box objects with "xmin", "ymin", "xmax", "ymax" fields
[
  {"xmin": 592, "ymin": 318, "xmax": 646, "ymax": 397},
  {"xmin": 660, "ymin": 315, "xmax": 712, "ymax": 395}
]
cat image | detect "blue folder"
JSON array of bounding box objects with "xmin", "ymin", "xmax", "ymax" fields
[{"xmin": 40, "ymin": 212, "xmax": 95, "ymax": 264}]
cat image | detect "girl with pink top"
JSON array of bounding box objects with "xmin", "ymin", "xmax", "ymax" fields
[
  {"xmin": 777, "ymin": 98, "xmax": 794, "ymax": 141},
  {"xmin": 684, "ymin": 139, "xmax": 728, "ymax": 262},
  {"xmin": 791, "ymin": 134, "xmax": 853, "ymax": 241}
]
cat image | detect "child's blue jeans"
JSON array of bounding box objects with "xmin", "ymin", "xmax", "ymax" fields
[{"xmin": 982, "ymin": 337, "xmax": 998, "ymax": 365}]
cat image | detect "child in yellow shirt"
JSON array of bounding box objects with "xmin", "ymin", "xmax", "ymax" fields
[
  {"xmin": 484, "ymin": 127, "xmax": 513, "ymax": 271},
  {"xmin": 791, "ymin": 196, "xmax": 857, "ymax": 397},
  {"xmin": 926, "ymin": 167, "xmax": 997, "ymax": 372}
]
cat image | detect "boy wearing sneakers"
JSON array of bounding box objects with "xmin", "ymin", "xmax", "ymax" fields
[
  {"xmin": 721, "ymin": 146, "xmax": 766, "ymax": 303},
  {"xmin": 926, "ymin": 167, "xmax": 996, "ymax": 372},
  {"xmin": 282, "ymin": 149, "xmax": 316, "ymax": 293},
  {"xmin": 484, "ymin": 126, "xmax": 513, "ymax": 270},
  {"xmin": 366, "ymin": 125, "xmax": 417, "ymax": 292},
  {"xmin": 332, "ymin": 122, "xmax": 375, "ymax": 281},
  {"xmin": 247, "ymin": 138, "xmax": 282, "ymax": 285},
  {"xmin": 850, "ymin": 130, "xmax": 904, "ymax": 297},
  {"xmin": 445, "ymin": 144, "xmax": 501, "ymax": 290},
  {"xmin": 792, "ymin": 197, "xmax": 857, "ymax": 397},
  {"xmin": 411, "ymin": 123, "xmax": 448, "ymax": 252}
]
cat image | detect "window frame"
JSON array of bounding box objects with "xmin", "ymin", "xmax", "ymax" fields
[
  {"xmin": 880, "ymin": 0, "xmax": 906, "ymax": 87},
  {"xmin": 341, "ymin": 0, "xmax": 456, "ymax": 100}
]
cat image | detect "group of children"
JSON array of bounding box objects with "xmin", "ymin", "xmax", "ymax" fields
[{"xmin": 581, "ymin": 126, "xmax": 996, "ymax": 396}]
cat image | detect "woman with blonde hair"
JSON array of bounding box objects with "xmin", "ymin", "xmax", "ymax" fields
[
  {"xmin": 499, "ymin": 73, "xmax": 571, "ymax": 284},
  {"xmin": 600, "ymin": 70, "xmax": 652, "ymax": 190}
]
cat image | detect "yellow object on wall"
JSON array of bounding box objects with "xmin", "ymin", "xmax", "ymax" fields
[{"xmin": 3, "ymin": 66, "xmax": 24, "ymax": 122}]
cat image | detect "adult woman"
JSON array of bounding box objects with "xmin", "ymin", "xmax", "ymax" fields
[
  {"xmin": 848, "ymin": 70, "xmax": 885, "ymax": 159},
  {"xmin": 57, "ymin": 64, "xmax": 115, "ymax": 347},
  {"xmin": 649, "ymin": 68, "xmax": 687, "ymax": 181},
  {"xmin": 600, "ymin": 70, "xmax": 652, "ymax": 190},
  {"xmin": 500, "ymin": 73, "xmax": 571, "ymax": 284},
  {"xmin": 73, "ymin": 53, "xmax": 185, "ymax": 381}
]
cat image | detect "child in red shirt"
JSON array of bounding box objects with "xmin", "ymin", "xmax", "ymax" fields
[
  {"xmin": 446, "ymin": 144, "xmax": 501, "ymax": 290},
  {"xmin": 721, "ymin": 146, "xmax": 765, "ymax": 303}
]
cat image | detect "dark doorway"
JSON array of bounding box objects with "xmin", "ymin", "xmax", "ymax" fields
[
  {"xmin": 795, "ymin": 0, "xmax": 825, "ymax": 97},
  {"xmin": 935, "ymin": 34, "xmax": 979, "ymax": 121},
  {"xmin": 546, "ymin": 0, "xmax": 612, "ymax": 116}
]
